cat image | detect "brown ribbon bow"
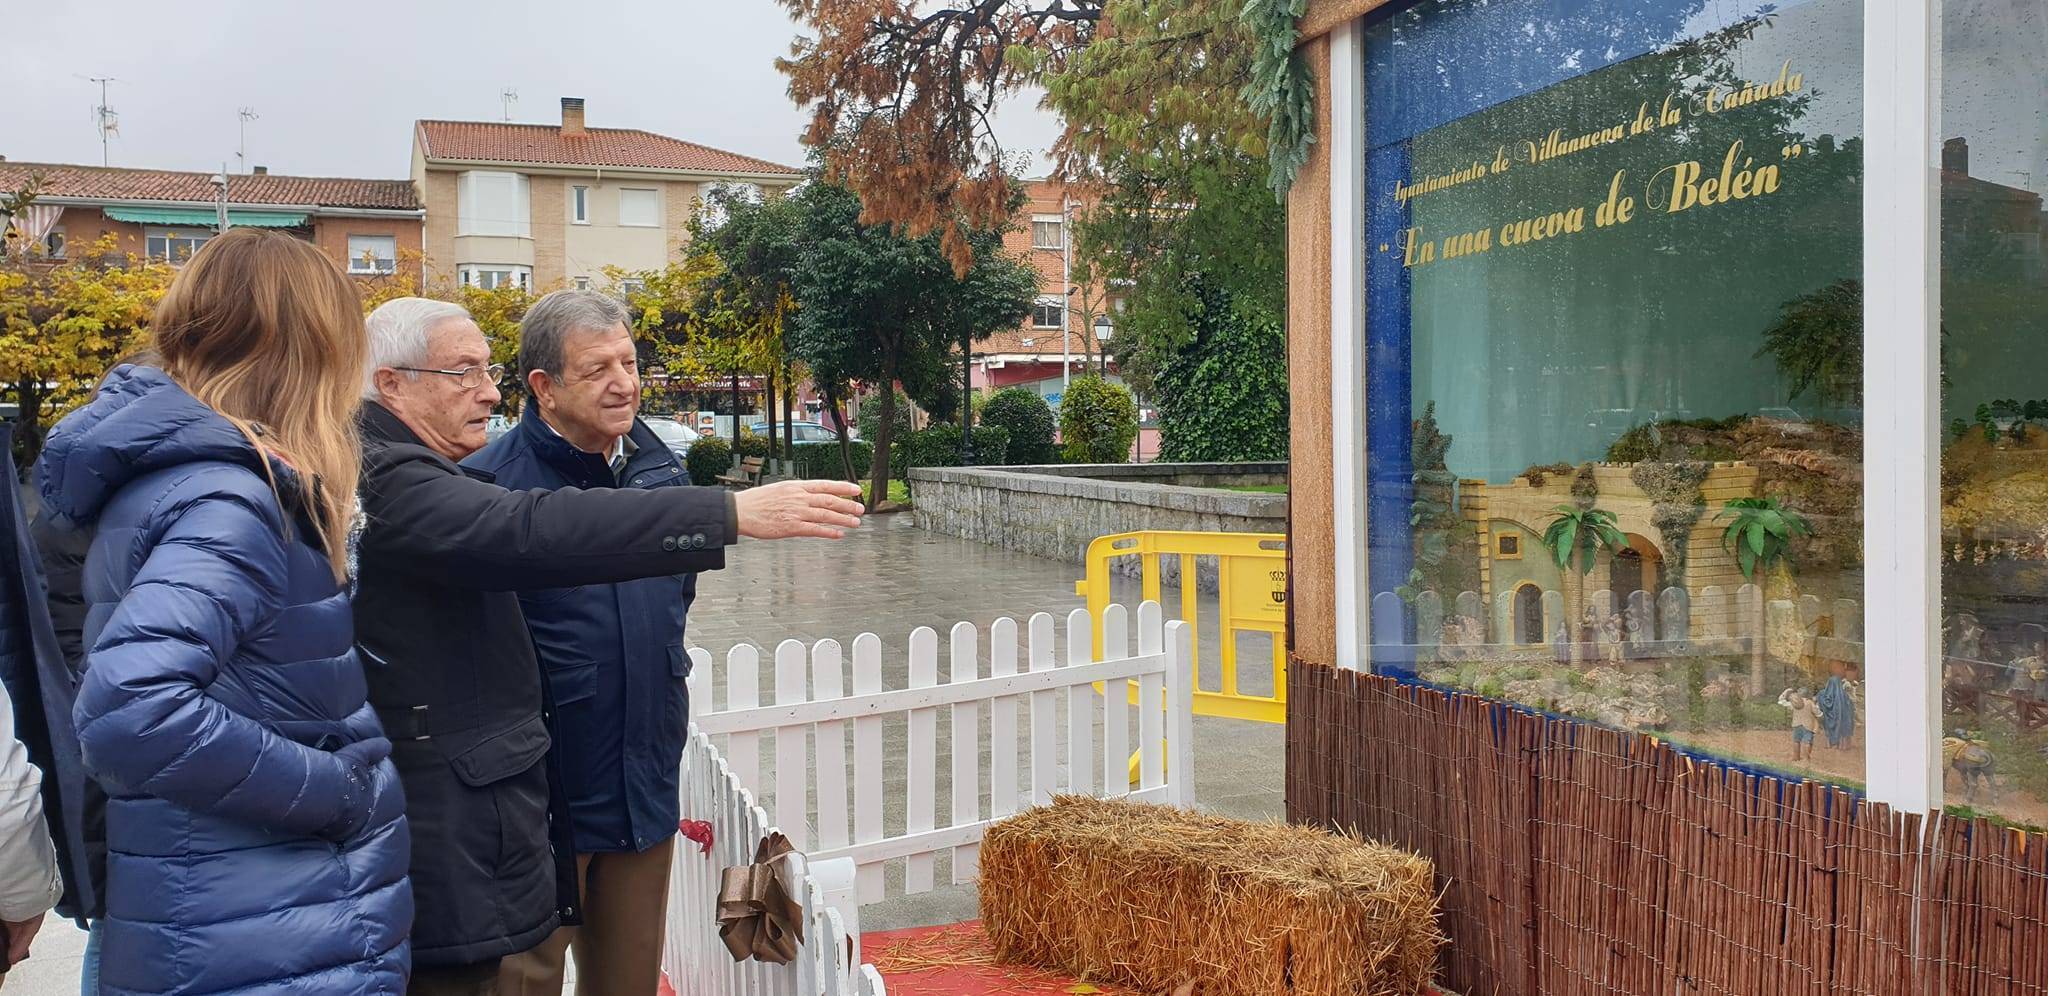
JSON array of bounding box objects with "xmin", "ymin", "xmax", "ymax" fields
[{"xmin": 716, "ymin": 832, "xmax": 807, "ymax": 965}]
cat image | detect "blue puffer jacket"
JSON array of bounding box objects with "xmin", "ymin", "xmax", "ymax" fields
[{"xmin": 36, "ymin": 366, "xmax": 412, "ymax": 995}]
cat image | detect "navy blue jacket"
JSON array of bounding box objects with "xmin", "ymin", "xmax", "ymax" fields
[
  {"xmin": 0, "ymin": 423, "xmax": 98, "ymax": 926},
  {"xmin": 466, "ymin": 411, "xmax": 698, "ymax": 853},
  {"xmin": 36, "ymin": 367, "xmax": 412, "ymax": 994}
]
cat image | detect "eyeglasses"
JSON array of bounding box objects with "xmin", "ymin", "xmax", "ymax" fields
[{"xmin": 395, "ymin": 364, "xmax": 506, "ymax": 390}]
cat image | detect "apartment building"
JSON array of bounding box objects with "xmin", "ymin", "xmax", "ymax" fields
[
  {"xmin": 0, "ymin": 160, "xmax": 422, "ymax": 277},
  {"xmin": 974, "ymin": 178, "xmax": 1126, "ymax": 405},
  {"xmin": 411, "ymin": 97, "xmax": 802, "ymax": 293}
]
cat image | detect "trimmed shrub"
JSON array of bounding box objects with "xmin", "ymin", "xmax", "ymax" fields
[
  {"xmin": 980, "ymin": 388, "xmax": 1057, "ymax": 464},
  {"xmin": 905, "ymin": 423, "xmax": 964, "ymax": 469},
  {"xmin": 686, "ymin": 437, "xmax": 732, "ymax": 486},
  {"xmin": 856, "ymin": 389, "xmax": 914, "ymax": 444},
  {"xmin": 968, "ymin": 425, "xmax": 1010, "ymax": 466},
  {"xmin": 899, "ymin": 423, "xmax": 1012, "ymax": 469},
  {"xmin": 1058, "ymin": 375, "xmax": 1139, "ymax": 464},
  {"xmin": 732, "ymin": 433, "xmax": 774, "ymax": 461},
  {"xmin": 791, "ymin": 440, "xmax": 873, "ymax": 480}
]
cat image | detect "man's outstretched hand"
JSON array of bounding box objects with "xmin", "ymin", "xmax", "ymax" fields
[{"xmin": 735, "ymin": 480, "xmax": 866, "ymax": 540}]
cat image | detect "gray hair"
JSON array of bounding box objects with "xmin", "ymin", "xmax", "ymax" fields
[
  {"xmin": 520, "ymin": 289, "xmax": 630, "ymax": 380},
  {"xmin": 364, "ymin": 297, "xmax": 471, "ymax": 400}
]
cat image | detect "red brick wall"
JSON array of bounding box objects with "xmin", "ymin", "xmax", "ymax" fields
[
  {"xmin": 989, "ymin": 179, "xmax": 1114, "ymax": 361},
  {"xmin": 313, "ymin": 216, "xmax": 425, "ymax": 283},
  {"xmin": 48, "ymin": 208, "xmax": 146, "ymax": 258},
  {"xmin": 44, "ymin": 208, "xmax": 422, "ymax": 285}
]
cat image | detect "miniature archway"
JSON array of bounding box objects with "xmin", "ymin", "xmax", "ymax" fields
[
  {"xmin": 1612, "ymin": 534, "xmax": 1665, "ymax": 641},
  {"xmin": 1513, "ymin": 583, "xmax": 1545, "ymax": 645}
]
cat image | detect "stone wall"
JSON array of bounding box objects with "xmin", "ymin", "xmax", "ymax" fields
[
  {"xmin": 995, "ymin": 462, "xmax": 1289, "ymax": 490},
  {"xmin": 909, "ymin": 463, "xmax": 1288, "ymax": 587}
]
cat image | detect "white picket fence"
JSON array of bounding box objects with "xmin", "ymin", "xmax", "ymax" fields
[
  {"xmin": 660, "ymin": 602, "xmax": 1194, "ymax": 994},
  {"xmin": 661, "ymin": 727, "xmax": 886, "ymax": 996}
]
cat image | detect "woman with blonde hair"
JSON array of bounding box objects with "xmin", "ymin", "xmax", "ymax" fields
[{"xmin": 35, "ymin": 227, "xmax": 411, "ymax": 992}]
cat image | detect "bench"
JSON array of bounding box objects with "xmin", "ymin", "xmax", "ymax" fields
[{"xmin": 717, "ymin": 455, "xmax": 765, "ymax": 490}]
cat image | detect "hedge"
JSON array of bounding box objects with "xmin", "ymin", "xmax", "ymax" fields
[
  {"xmin": 901, "ymin": 423, "xmax": 1010, "ymax": 470},
  {"xmin": 971, "ymin": 425, "xmax": 1010, "ymax": 465},
  {"xmin": 791, "ymin": 440, "xmax": 874, "ymax": 480},
  {"xmin": 686, "ymin": 437, "xmax": 732, "ymax": 486},
  {"xmin": 857, "ymin": 389, "xmax": 914, "ymax": 444},
  {"xmin": 906, "ymin": 423, "xmax": 964, "ymax": 469}
]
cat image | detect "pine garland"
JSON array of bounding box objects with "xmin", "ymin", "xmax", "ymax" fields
[{"xmin": 1240, "ymin": 0, "xmax": 1316, "ymax": 200}]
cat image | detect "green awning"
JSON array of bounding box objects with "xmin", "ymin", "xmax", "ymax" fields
[{"xmin": 103, "ymin": 207, "xmax": 309, "ymax": 228}]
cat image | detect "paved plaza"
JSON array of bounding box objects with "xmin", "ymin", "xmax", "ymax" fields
[
  {"xmin": 686, "ymin": 511, "xmax": 1287, "ymax": 931},
  {"xmin": 4, "ymin": 512, "xmax": 1285, "ymax": 987}
]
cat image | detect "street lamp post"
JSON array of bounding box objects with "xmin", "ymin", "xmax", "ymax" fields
[
  {"xmin": 1061, "ymin": 198, "xmax": 1075, "ymax": 390},
  {"xmin": 960, "ymin": 334, "xmax": 976, "ymax": 465},
  {"xmin": 210, "ymin": 167, "xmax": 229, "ymax": 234}
]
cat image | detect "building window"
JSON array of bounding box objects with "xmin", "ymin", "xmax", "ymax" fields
[
  {"xmin": 574, "ymin": 276, "xmax": 591, "ymax": 290},
  {"xmin": 620, "ymin": 278, "xmax": 646, "ymax": 297},
  {"xmin": 619, "ymin": 188, "xmax": 659, "ymax": 228},
  {"xmin": 458, "ymin": 264, "xmax": 531, "ymax": 291},
  {"xmin": 1494, "ymin": 533, "xmax": 1521, "ymax": 560},
  {"xmin": 346, "ymin": 235, "xmax": 397, "ymax": 275},
  {"xmin": 1032, "ymin": 295, "xmax": 1066, "ymax": 330},
  {"xmin": 1031, "ymin": 214, "xmax": 1064, "ymax": 249},
  {"xmin": 457, "ymin": 171, "xmax": 531, "ymax": 237},
  {"xmin": 572, "ymin": 185, "xmax": 589, "ymax": 224},
  {"xmin": 43, "ymin": 230, "xmax": 65, "ymax": 259},
  {"xmin": 144, "ymin": 227, "xmax": 211, "ymax": 263}
]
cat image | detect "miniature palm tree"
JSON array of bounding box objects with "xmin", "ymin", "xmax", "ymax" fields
[
  {"xmin": 1718, "ymin": 496, "xmax": 1815, "ymax": 692},
  {"xmin": 1719, "ymin": 497, "xmax": 1814, "ymax": 581},
  {"xmin": 1541, "ymin": 504, "xmax": 1627, "ymax": 662}
]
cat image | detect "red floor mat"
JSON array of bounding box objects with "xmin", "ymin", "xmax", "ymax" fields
[
  {"xmin": 864, "ymin": 921, "xmax": 1136, "ymax": 995},
  {"xmin": 862, "ymin": 920, "xmax": 1457, "ymax": 995}
]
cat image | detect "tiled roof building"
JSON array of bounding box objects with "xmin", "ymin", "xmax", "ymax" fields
[
  {"xmin": 411, "ymin": 97, "xmax": 801, "ymax": 293},
  {"xmin": 0, "ymin": 160, "xmax": 423, "ymax": 278}
]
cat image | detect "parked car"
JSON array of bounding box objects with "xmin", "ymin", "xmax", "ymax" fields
[
  {"xmin": 645, "ymin": 418, "xmax": 697, "ymax": 461},
  {"xmin": 484, "ymin": 414, "xmax": 513, "ymax": 443},
  {"xmin": 747, "ymin": 421, "xmax": 843, "ymax": 444}
]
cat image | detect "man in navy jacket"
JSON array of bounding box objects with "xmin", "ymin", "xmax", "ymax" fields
[{"xmin": 467, "ymin": 291, "xmax": 718, "ymax": 995}]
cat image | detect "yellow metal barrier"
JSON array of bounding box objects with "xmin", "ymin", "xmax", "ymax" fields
[{"xmin": 1074, "ymin": 530, "xmax": 1289, "ymax": 726}]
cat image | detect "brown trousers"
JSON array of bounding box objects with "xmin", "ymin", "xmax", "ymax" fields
[{"xmin": 499, "ymin": 839, "xmax": 676, "ymax": 996}]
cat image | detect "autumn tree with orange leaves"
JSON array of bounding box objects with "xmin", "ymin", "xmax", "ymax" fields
[
  {"xmin": 779, "ymin": 0, "xmax": 1297, "ymax": 396},
  {"xmin": 776, "ymin": 0, "xmax": 1308, "ymax": 254},
  {"xmin": 777, "ymin": 0, "xmax": 1101, "ymax": 274}
]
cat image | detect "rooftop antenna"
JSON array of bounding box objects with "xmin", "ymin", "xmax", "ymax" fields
[
  {"xmin": 500, "ymin": 87, "xmax": 519, "ymax": 122},
  {"xmin": 85, "ymin": 76, "xmax": 118, "ymax": 166},
  {"xmin": 237, "ymin": 107, "xmax": 259, "ymax": 174}
]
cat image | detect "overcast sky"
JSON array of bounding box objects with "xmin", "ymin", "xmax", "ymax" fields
[{"xmin": 3, "ymin": 0, "xmax": 1065, "ymax": 180}]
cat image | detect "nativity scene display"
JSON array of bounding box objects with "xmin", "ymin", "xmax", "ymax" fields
[{"xmin": 1360, "ymin": 0, "xmax": 2048, "ymax": 828}]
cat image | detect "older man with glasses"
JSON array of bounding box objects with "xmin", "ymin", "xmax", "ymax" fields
[{"xmin": 353, "ymin": 297, "xmax": 863, "ymax": 995}]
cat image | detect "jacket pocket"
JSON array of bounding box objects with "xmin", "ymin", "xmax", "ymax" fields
[
  {"xmin": 448, "ymin": 715, "xmax": 551, "ymax": 787},
  {"xmin": 446, "ymin": 716, "xmax": 553, "ymax": 889},
  {"xmin": 662, "ymin": 644, "xmax": 691, "ymax": 748}
]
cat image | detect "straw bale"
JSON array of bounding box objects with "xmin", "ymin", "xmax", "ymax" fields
[{"xmin": 980, "ymin": 796, "xmax": 1444, "ymax": 995}]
